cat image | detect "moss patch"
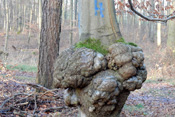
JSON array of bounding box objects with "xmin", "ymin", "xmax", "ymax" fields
[
  {"xmin": 75, "ymin": 38, "xmax": 108, "ymax": 55},
  {"xmin": 6, "ymin": 64, "xmax": 37, "ymax": 72},
  {"xmin": 123, "ymin": 103, "xmax": 145, "ymax": 112},
  {"xmin": 116, "ymin": 37, "xmax": 138, "ymax": 47}
]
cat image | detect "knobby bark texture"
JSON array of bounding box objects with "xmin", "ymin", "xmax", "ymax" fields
[
  {"xmin": 37, "ymin": 0, "xmax": 62, "ymax": 88},
  {"xmin": 53, "ymin": 0, "xmax": 147, "ymax": 116},
  {"xmin": 53, "ymin": 44, "xmax": 147, "ymax": 117},
  {"xmin": 78, "ymin": 0, "xmax": 122, "ymax": 46}
]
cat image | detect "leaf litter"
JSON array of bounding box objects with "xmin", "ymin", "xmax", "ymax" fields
[{"xmin": 0, "ymin": 61, "xmax": 175, "ymax": 117}]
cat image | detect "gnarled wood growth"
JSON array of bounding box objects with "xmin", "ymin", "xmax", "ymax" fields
[
  {"xmin": 53, "ymin": 43, "xmax": 147, "ymax": 117},
  {"xmin": 53, "ymin": 0, "xmax": 148, "ymax": 116}
]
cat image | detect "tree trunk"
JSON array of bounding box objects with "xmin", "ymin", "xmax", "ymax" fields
[
  {"xmin": 78, "ymin": 0, "xmax": 122, "ymax": 46},
  {"xmin": 167, "ymin": 1, "xmax": 175, "ymax": 49},
  {"xmin": 8, "ymin": 1, "xmax": 13, "ymax": 31},
  {"xmin": 149, "ymin": 0, "xmax": 155, "ymax": 43},
  {"xmin": 74, "ymin": 0, "xmax": 78, "ymax": 26},
  {"xmin": 62, "ymin": 0, "xmax": 65, "ymax": 25},
  {"xmin": 4, "ymin": 1, "xmax": 9, "ymax": 54},
  {"xmin": 157, "ymin": 23, "xmax": 161, "ymax": 47},
  {"xmin": 69, "ymin": 0, "xmax": 73, "ymax": 46},
  {"xmin": 77, "ymin": 0, "xmax": 125, "ymax": 116},
  {"xmin": 37, "ymin": 0, "xmax": 62, "ymax": 88},
  {"xmin": 167, "ymin": 22, "xmax": 175, "ymax": 49},
  {"xmin": 64, "ymin": 0, "xmax": 68, "ymax": 20},
  {"xmin": 3, "ymin": 0, "xmax": 6, "ymax": 31},
  {"xmin": 53, "ymin": 1, "xmax": 147, "ymax": 117},
  {"xmin": 38, "ymin": 0, "xmax": 42, "ymax": 44},
  {"xmin": 28, "ymin": 5, "xmax": 33, "ymax": 46},
  {"xmin": 23, "ymin": 5, "xmax": 26, "ymax": 31},
  {"xmin": 18, "ymin": 0, "xmax": 22, "ymax": 33}
]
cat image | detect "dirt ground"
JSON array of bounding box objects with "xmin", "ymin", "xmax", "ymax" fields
[{"xmin": 0, "ymin": 20, "xmax": 175, "ymax": 116}]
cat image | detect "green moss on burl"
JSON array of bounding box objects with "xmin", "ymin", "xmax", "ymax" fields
[
  {"xmin": 75, "ymin": 38, "xmax": 108, "ymax": 55},
  {"xmin": 116, "ymin": 37, "xmax": 138, "ymax": 47}
]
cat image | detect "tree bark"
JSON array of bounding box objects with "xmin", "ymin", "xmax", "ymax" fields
[
  {"xmin": 78, "ymin": 0, "xmax": 122, "ymax": 46},
  {"xmin": 167, "ymin": 1, "xmax": 175, "ymax": 49},
  {"xmin": 69, "ymin": 0, "xmax": 73, "ymax": 46},
  {"xmin": 28, "ymin": 5, "xmax": 33, "ymax": 45},
  {"xmin": 157, "ymin": 1, "xmax": 162, "ymax": 47},
  {"xmin": 37, "ymin": 0, "xmax": 62, "ymax": 88},
  {"xmin": 62, "ymin": 0, "xmax": 65, "ymax": 25},
  {"xmin": 3, "ymin": 0, "xmax": 6, "ymax": 31},
  {"xmin": 64, "ymin": 0, "xmax": 68, "ymax": 20},
  {"xmin": 23, "ymin": 5, "xmax": 26, "ymax": 31},
  {"xmin": 4, "ymin": 0, "xmax": 9, "ymax": 53},
  {"xmin": 74, "ymin": 0, "xmax": 78, "ymax": 26},
  {"xmin": 18, "ymin": 0, "xmax": 22, "ymax": 33},
  {"xmin": 75, "ymin": 0, "xmax": 128, "ymax": 116},
  {"xmin": 157, "ymin": 23, "xmax": 161, "ymax": 47},
  {"xmin": 38, "ymin": 0, "xmax": 42, "ymax": 43}
]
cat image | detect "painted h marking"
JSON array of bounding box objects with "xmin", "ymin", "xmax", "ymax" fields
[{"xmin": 94, "ymin": 0, "xmax": 104, "ymax": 18}]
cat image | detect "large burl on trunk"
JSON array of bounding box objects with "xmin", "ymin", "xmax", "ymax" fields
[{"xmin": 53, "ymin": 43, "xmax": 147, "ymax": 117}]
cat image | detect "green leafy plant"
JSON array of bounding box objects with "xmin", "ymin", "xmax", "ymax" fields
[
  {"xmin": 75, "ymin": 38, "xmax": 108, "ymax": 55},
  {"xmin": 116, "ymin": 37, "xmax": 138, "ymax": 47}
]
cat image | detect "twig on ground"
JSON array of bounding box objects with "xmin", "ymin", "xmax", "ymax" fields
[
  {"xmin": 41, "ymin": 107, "xmax": 65, "ymax": 113},
  {"xmin": 25, "ymin": 83, "xmax": 50, "ymax": 92},
  {"xmin": 33, "ymin": 94, "xmax": 37, "ymax": 116},
  {"xmin": 0, "ymin": 80, "xmax": 64, "ymax": 116},
  {"xmin": 0, "ymin": 93, "xmax": 30, "ymax": 108}
]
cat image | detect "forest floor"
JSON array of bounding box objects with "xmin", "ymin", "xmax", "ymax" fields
[
  {"xmin": 0, "ymin": 64, "xmax": 175, "ymax": 117},
  {"xmin": 0, "ymin": 22, "xmax": 175, "ymax": 116}
]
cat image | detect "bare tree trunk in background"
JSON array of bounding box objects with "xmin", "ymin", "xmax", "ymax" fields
[
  {"xmin": 37, "ymin": 0, "xmax": 62, "ymax": 89},
  {"xmin": 9, "ymin": 1, "xmax": 12, "ymax": 31},
  {"xmin": 157, "ymin": 23, "xmax": 161, "ymax": 47},
  {"xmin": 167, "ymin": 1, "xmax": 175, "ymax": 49},
  {"xmin": 119, "ymin": 0, "xmax": 124, "ymax": 27},
  {"xmin": 38, "ymin": 0, "xmax": 42, "ymax": 44},
  {"xmin": 79, "ymin": 0, "xmax": 122, "ymax": 47},
  {"xmin": 12, "ymin": 6, "xmax": 15, "ymax": 30},
  {"xmin": 149, "ymin": 0, "xmax": 155, "ymax": 43},
  {"xmin": 69, "ymin": 0, "xmax": 73, "ymax": 46},
  {"xmin": 18, "ymin": 0, "xmax": 22, "ymax": 33},
  {"xmin": 16, "ymin": 0, "xmax": 18, "ymax": 31},
  {"xmin": 74, "ymin": 0, "xmax": 78, "ymax": 26},
  {"xmin": 157, "ymin": 1, "xmax": 162, "ymax": 47},
  {"xmin": 0, "ymin": 3, "xmax": 2, "ymax": 28},
  {"xmin": 3, "ymin": 0, "xmax": 6, "ymax": 30},
  {"xmin": 4, "ymin": 0, "xmax": 9, "ymax": 60},
  {"xmin": 23, "ymin": 5, "xmax": 26, "ymax": 31},
  {"xmin": 62, "ymin": 0, "xmax": 65, "ymax": 25},
  {"xmin": 64, "ymin": 0, "xmax": 68, "ymax": 20},
  {"xmin": 28, "ymin": 5, "xmax": 33, "ymax": 46},
  {"xmin": 34, "ymin": 0, "xmax": 37, "ymax": 22}
]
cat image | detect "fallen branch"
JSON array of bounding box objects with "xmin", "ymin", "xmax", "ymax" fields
[
  {"xmin": 33, "ymin": 94, "xmax": 37, "ymax": 116},
  {"xmin": 25, "ymin": 83, "xmax": 50, "ymax": 92},
  {"xmin": 41, "ymin": 107, "xmax": 65, "ymax": 113},
  {"xmin": 0, "ymin": 81, "xmax": 65, "ymax": 116},
  {"xmin": 0, "ymin": 93, "xmax": 30, "ymax": 108}
]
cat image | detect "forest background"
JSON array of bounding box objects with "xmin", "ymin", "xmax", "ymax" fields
[{"xmin": 0, "ymin": 0, "xmax": 175, "ymax": 116}]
